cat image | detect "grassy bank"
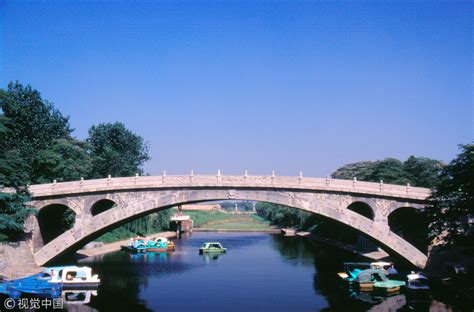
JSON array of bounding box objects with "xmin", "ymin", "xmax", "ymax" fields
[{"xmin": 183, "ymin": 210, "xmax": 275, "ymax": 231}]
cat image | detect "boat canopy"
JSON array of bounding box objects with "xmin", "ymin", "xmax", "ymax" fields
[{"xmin": 355, "ymin": 269, "xmax": 388, "ymax": 283}]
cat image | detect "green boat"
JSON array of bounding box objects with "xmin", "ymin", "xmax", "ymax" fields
[
  {"xmin": 354, "ymin": 269, "xmax": 405, "ymax": 292},
  {"xmin": 199, "ymin": 242, "xmax": 227, "ymax": 254}
]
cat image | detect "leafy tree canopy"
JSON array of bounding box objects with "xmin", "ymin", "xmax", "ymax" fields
[
  {"xmin": 87, "ymin": 122, "xmax": 150, "ymax": 178},
  {"xmin": 34, "ymin": 138, "xmax": 94, "ymax": 184},
  {"xmin": 331, "ymin": 156, "xmax": 444, "ymax": 188},
  {"xmin": 0, "ymin": 82, "xmax": 72, "ymax": 160},
  {"xmin": 427, "ymin": 144, "xmax": 474, "ymax": 246}
]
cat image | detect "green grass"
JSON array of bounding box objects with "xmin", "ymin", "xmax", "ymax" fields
[
  {"xmin": 182, "ymin": 210, "xmax": 275, "ymax": 230},
  {"xmin": 199, "ymin": 221, "xmax": 274, "ymax": 230},
  {"xmin": 183, "ymin": 210, "xmax": 238, "ymax": 226}
]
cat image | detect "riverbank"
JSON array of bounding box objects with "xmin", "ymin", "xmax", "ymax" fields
[{"xmin": 76, "ymin": 231, "xmax": 177, "ymax": 258}]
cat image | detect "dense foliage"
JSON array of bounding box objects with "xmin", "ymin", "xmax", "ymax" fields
[
  {"xmin": 427, "ymin": 144, "xmax": 474, "ymax": 246},
  {"xmin": 331, "ymin": 156, "xmax": 444, "ymax": 188},
  {"xmin": 87, "ymin": 122, "xmax": 150, "ymax": 178},
  {"xmin": 256, "ymin": 202, "xmax": 319, "ymax": 229},
  {"xmin": 96, "ymin": 210, "xmax": 172, "ymax": 243},
  {"xmin": 0, "ymin": 82, "xmax": 166, "ymax": 242}
]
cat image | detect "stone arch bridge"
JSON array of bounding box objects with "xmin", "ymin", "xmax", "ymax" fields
[{"xmin": 24, "ymin": 174, "xmax": 431, "ymax": 267}]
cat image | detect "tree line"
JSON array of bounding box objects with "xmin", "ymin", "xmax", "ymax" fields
[{"xmin": 0, "ymin": 82, "xmax": 169, "ymax": 242}]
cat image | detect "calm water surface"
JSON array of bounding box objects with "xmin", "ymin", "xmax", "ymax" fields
[{"xmin": 73, "ymin": 232, "xmax": 456, "ymax": 311}]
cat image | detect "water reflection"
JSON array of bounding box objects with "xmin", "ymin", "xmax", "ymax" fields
[
  {"xmin": 200, "ymin": 252, "xmax": 225, "ymax": 263},
  {"xmin": 63, "ymin": 232, "xmax": 460, "ymax": 311},
  {"xmin": 63, "ymin": 290, "xmax": 97, "ymax": 305}
]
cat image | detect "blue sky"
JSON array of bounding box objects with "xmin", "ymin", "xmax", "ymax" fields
[{"xmin": 1, "ymin": 1, "xmax": 472, "ymax": 177}]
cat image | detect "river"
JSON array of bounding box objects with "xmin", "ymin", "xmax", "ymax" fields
[{"xmin": 70, "ymin": 232, "xmax": 456, "ymax": 311}]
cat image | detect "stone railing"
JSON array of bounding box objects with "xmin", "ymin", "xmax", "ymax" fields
[{"xmin": 24, "ymin": 174, "xmax": 431, "ymax": 201}]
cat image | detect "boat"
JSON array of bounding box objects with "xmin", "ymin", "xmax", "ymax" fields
[
  {"xmin": 370, "ymin": 261, "xmax": 399, "ymax": 275},
  {"xmin": 337, "ymin": 262, "xmax": 399, "ymax": 284},
  {"xmin": 354, "ymin": 269, "xmax": 405, "ymax": 292},
  {"xmin": 199, "ymin": 242, "xmax": 227, "ymax": 254},
  {"xmin": 0, "ymin": 273, "xmax": 62, "ymax": 298},
  {"xmin": 146, "ymin": 237, "xmax": 175, "ymax": 252},
  {"xmin": 337, "ymin": 262, "xmax": 371, "ymax": 283},
  {"xmin": 121, "ymin": 238, "xmax": 148, "ymax": 253},
  {"xmin": 43, "ymin": 266, "xmax": 100, "ymax": 289},
  {"xmin": 406, "ymin": 272, "xmax": 430, "ymax": 291},
  {"xmin": 373, "ymin": 280, "xmax": 406, "ymax": 293}
]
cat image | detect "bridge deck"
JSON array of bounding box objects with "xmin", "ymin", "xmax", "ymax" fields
[{"xmin": 25, "ymin": 175, "xmax": 431, "ymax": 200}]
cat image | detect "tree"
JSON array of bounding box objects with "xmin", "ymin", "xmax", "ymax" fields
[
  {"xmin": 87, "ymin": 122, "xmax": 150, "ymax": 178},
  {"xmin": 0, "ymin": 191, "xmax": 35, "ymax": 241},
  {"xmin": 0, "ymin": 82, "xmax": 82, "ymax": 241},
  {"xmin": 403, "ymin": 156, "xmax": 444, "ymax": 188},
  {"xmin": 0, "ymin": 82, "xmax": 72, "ymax": 165},
  {"xmin": 427, "ymin": 144, "xmax": 474, "ymax": 246},
  {"xmin": 331, "ymin": 161, "xmax": 375, "ymax": 181},
  {"xmin": 370, "ymin": 158, "xmax": 409, "ymax": 185},
  {"xmin": 331, "ymin": 156, "xmax": 444, "ymax": 188},
  {"xmin": 34, "ymin": 138, "xmax": 94, "ymax": 183}
]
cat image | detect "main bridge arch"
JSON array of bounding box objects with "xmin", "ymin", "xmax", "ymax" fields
[{"xmin": 28, "ymin": 175, "xmax": 430, "ymax": 268}]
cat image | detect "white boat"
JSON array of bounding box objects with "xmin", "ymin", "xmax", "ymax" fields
[
  {"xmin": 406, "ymin": 272, "xmax": 430, "ymax": 291},
  {"xmin": 43, "ymin": 266, "xmax": 100, "ymax": 289}
]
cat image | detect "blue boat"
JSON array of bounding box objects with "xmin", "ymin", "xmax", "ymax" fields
[
  {"xmin": 0, "ymin": 273, "xmax": 62, "ymax": 298},
  {"xmin": 121, "ymin": 238, "xmax": 148, "ymax": 253}
]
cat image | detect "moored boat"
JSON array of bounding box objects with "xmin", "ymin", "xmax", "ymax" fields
[
  {"xmin": 353, "ymin": 269, "xmax": 405, "ymax": 292},
  {"xmin": 337, "ymin": 262, "xmax": 371, "ymax": 284},
  {"xmin": 0, "ymin": 273, "xmax": 62, "ymax": 298},
  {"xmin": 199, "ymin": 242, "xmax": 227, "ymax": 254},
  {"xmin": 406, "ymin": 272, "xmax": 430, "ymax": 291},
  {"xmin": 121, "ymin": 237, "xmax": 148, "ymax": 253},
  {"xmin": 44, "ymin": 266, "xmax": 100, "ymax": 289},
  {"xmin": 147, "ymin": 237, "xmax": 175, "ymax": 252},
  {"xmin": 373, "ymin": 280, "xmax": 406, "ymax": 293},
  {"xmin": 370, "ymin": 261, "xmax": 398, "ymax": 275}
]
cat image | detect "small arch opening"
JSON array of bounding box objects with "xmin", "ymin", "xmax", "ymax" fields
[
  {"xmin": 347, "ymin": 202, "xmax": 374, "ymax": 220},
  {"xmin": 37, "ymin": 204, "xmax": 76, "ymax": 244},
  {"xmin": 91, "ymin": 199, "xmax": 117, "ymax": 216}
]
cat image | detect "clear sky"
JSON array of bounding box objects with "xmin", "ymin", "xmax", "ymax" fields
[{"xmin": 0, "ymin": 1, "xmax": 472, "ymax": 177}]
